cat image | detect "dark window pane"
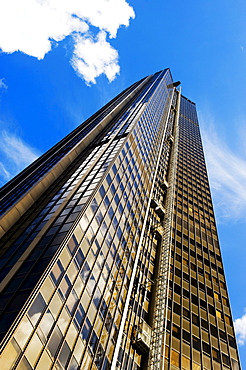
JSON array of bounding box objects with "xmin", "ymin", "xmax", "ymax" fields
[
  {"xmin": 58, "ymin": 341, "xmax": 71, "ymax": 367},
  {"xmin": 75, "ymin": 304, "xmax": 85, "ymax": 326},
  {"xmin": 28, "ymin": 293, "xmax": 46, "ymax": 325},
  {"xmin": 48, "ymin": 326, "xmax": 62, "ymax": 357},
  {"xmin": 193, "ymin": 336, "xmax": 201, "ymax": 351},
  {"xmin": 81, "ymin": 318, "xmax": 92, "ymax": 341},
  {"xmin": 75, "ymin": 249, "xmax": 85, "ymax": 268}
]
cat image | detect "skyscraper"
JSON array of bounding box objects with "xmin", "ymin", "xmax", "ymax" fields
[{"xmin": 0, "ymin": 69, "xmax": 241, "ymax": 370}]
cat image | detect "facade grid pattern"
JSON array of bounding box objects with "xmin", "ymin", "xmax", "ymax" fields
[{"xmin": 0, "ymin": 70, "xmax": 241, "ymax": 370}]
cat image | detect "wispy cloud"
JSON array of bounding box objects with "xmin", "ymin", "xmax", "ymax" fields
[
  {"xmin": 0, "ymin": 78, "xmax": 7, "ymax": 90},
  {"xmin": 0, "ymin": 130, "xmax": 40, "ymax": 186},
  {"xmin": 200, "ymin": 116, "xmax": 246, "ymax": 221},
  {"xmin": 0, "ymin": 0, "xmax": 135, "ymax": 84},
  {"xmin": 0, "ymin": 162, "xmax": 11, "ymax": 182},
  {"xmin": 234, "ymin": 309, "xmax": 246, "ymax": 346}
]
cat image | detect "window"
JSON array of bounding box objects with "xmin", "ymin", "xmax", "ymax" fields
[
  {"xmin": 216, "ymin": 310, "xmax": 222, "ymax": 320},
  {"xmin": 202, "ymin": 341, "xmax": 210, "ymax": 354},
  {"xmin": 228, "ymin": 336, "xmax": 236, "ymax": 348},
  {"xmin": 201, "ymin": 319, "xmax": 208, "ymax": 330},
  {"xmin": 208, "ymin": 305, "xmax": 215, "ymax": 316},
  {"xmin": 225, "ymin": 315, "xmax": 232, "ymax": 326},
  {"xmin": 212, "ymin": 348, "xmax": 220, "ymax": 363},
  {"xmin": 172, "ymin": 324, "xmax": 181, "ymax": 339},
  {"xmin": 58, "ymin": 341, "xmax": 71, "ymax": 368},
  {"xmin": 89, "ymin": 330, "xmax": 99, "ymax": 356},
  {"xmin": 192, "ymin": 363, "xmax": 201, "ymax": 370},
  {"xmin": 66, "ymin": 290, "xmax": 78, "ymax": 315},
  {"xmin": 50, "ymin": 260, "xmax": 64, "ymax": 285},
  {"xmin": 222, "ymin": 296, "xmax": 229, "ymax": 307},
  {"xmin": 171, "ymin": 350, "xmax": 180, "ymax": 367},
  {"xmin": 174, "ymin": 303, "xmax": 181, "ymax": 315},
  {"xmin": 0, "ymin": 338, "xmax": 20, "ymax": 369},
  {"xmin": 75, "ymin": 304, "xmax": 85, "ymax": 327},
  {"xmin": 214, "ymin": 292, "xmax": 219, "ymax": 301},
  {"xmin": 193, "ymin": 337, "xmax": 201, "ymax": 351},
  {"xmin": 47, "ymin": 326, "xmax": 62, "ymax": 358},
  {"xmin": 39, "ymin": 310, "xmax": 54, "ymax": 339},
  {"xmin": 183, "ymin": 330, "xmax": 191, "ymax": 344},
  {"xmin": 182, "ymin": 356, "xmax": 190, "ymax": 369},
  {"xmin": 59, "ymin": 275, "xmax": 72, "ymax": 299},
  {"xmin": 81, "ymin": 318, "xmax": 92, "ymax": 341},
  {"xmin": 222, "ymin": 354, "xmax": 230, "ymax": 367},
  {"xmin": 28, "ymin": 293, "xmax": 46, "ymax": 325},
  {"xmin": 183, "ymin": 308, "xmax": 190, "ymax": 319}
]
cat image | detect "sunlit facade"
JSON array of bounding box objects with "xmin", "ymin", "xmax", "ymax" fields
[{"xmin": 0, "ymin": 69, "xmax": 241, "ymax": 370}]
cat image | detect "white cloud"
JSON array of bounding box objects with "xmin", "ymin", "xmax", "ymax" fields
[
  {"xmin": 71, "ymin": 31, "xmax": 120, "ymax": 84},
  {"xmin": 200, "ymin": 119, "xmax": 246, "ymax": 221},
  {"xmin": 234, "ymin": 309, "xmax": 246, "ymax": 345},
  {"xmin": 0, "ymin": 0, "xmax": 135, "ymax": 83},
  {"xmin": 0, "ymin": 78, "xmax": 7, "ymax": 90},
  {"xmin": 0, "ymin": 131, "xmax": 40, "ymax": 185}
]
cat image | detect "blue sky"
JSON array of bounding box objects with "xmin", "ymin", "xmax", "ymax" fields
[{"xmin": 0, "ymin": 0, "xmax": 246, "ymax": 366}]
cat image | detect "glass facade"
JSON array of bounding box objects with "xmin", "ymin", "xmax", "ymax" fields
[{"xmin": 0, "ymin": 69, "xmax": 241, "ymax": 370}]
